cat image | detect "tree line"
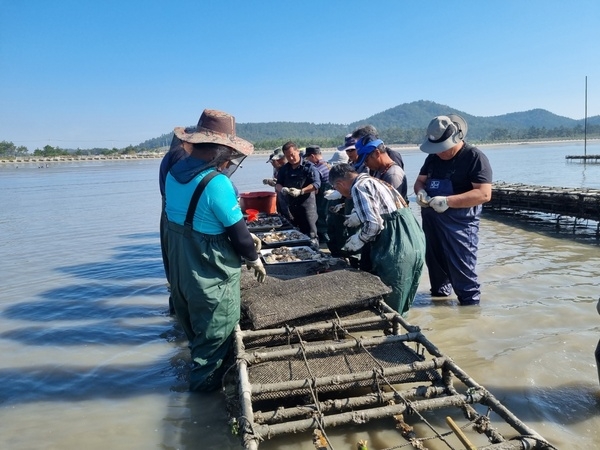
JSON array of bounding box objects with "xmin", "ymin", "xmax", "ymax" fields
[{"xmin": 2, "ymin": 124, "xmax": 599, "ymax": 159}]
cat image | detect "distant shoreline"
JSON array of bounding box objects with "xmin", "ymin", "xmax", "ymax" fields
[
  {"xmin": 0, "ymin": 154, "xmax": 164, "ymax": 165},
  {"xmin": 2, "ymin": 138, "xmax": 599, "ymax": 165}
]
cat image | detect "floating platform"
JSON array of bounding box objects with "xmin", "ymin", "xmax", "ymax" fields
[
  {"xmin": 225, "ymin": 265, "xmax": 555, "ymax": 449},
  {"xmin": 565, "ymin": 154, "xmax": 600, "ymax": 163},
  {"xmin": 485, "ymin": 182, "xmax": 600, "ymax": 224}
]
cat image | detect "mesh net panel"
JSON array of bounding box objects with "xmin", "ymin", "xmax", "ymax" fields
[{"xmin": 242, "ymin": 269, "xmax": 392, "ymax": 330}]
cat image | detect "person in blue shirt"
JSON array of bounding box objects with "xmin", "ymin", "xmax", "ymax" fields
[{"xmin": 164, "ymin": 109, "xmax": 265, "ymax": 392}]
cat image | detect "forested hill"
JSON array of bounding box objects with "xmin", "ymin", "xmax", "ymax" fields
[{"xmin": 139, "ymin": 100, "xmax": 600, "ymax": 150}]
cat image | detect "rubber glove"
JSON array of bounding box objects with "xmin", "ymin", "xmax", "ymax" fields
[
  {"xmin": 416, "ymin": 189, "xmax": 431, "ymax": 207},
  {"xmin": 250, "ymin": 233, "xmax": 262, "ymax": 252},
  {"xmin": 342, "ymin": 233, "xmax": 366, "ymax": 252},
  {"xmin": 281, "ymin": 187, "xmax": 290, "ymax": 196},
  {"xmin": 246, "ymin": 258, "xmax": 266, "ymax": 283},
  {"xmin": 329, "ymin": 203, "xmax": 345, "ymax": 214},
  {"xmin": 262, "ymin": 178, "xmax": 277, "ymax": 187},
  {"xmin": 430, "ymin": 196, "xmax": 449, "ymax": 213},
  {"xmin": 343, "ymin": 211, "xmax": 361, "ymax": 228},
  {"xmin": 287, "ymin": 188, "xmax": 302, "ymax": 197},
  {"xmin": 324, "ymin": 189, "xmax": 342, "ymax": 200}
]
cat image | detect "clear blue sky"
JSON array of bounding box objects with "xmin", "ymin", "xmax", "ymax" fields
[{"xmin": 1, "ymin": 0, "xmax": 599, "ymax": 151}]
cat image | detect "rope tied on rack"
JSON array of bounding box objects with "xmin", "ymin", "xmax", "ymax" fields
[{"xmin": 293, "ymin": 328, "xmax": 336, "ymax": 450}]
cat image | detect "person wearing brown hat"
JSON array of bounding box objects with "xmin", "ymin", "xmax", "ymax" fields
[
  {"xmin": 414, "ymin": 114, "xmax": 492, "ymax": 306},
  {"xmin": 164, "ymin": 109, "xmax": 265, "ymax": 392}
]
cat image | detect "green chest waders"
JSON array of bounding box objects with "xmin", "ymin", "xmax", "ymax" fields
[{"xmin": 167, "ymin": 170, "xmax": 241, "ymax": 391}]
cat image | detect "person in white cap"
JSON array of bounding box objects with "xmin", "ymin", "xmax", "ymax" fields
[
  {"xmin": 414, "ymin": 114, "xmax": 492, "ymax": 305},
  {"xmin": 165, "ymin": 109, "xmax": 265, "ymax": 392},
  {"xmin": 263, "ymin": 148, "xmax": 291, "ymax": 220},
  {"xmin": 328, "ymin": 134, "xmax": 352, "ymax": 166}
]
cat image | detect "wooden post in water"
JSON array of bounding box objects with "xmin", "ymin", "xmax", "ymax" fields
[{"xmin": 584, "ymin": 75, "xmax": 588, "ymax": 157}]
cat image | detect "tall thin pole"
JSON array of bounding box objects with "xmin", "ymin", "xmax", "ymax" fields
[{"xmin": 584, "ymin": 76, "xmax": 588, "ymax": 157}]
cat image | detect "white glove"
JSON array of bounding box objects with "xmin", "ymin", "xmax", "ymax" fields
[
  {"xmin": 246, "ymin": 258, "xmax": 266, "ymax": 283},
  {"xmin": 324, "ymin": 189, "xmax": 342, "ymax": 200},
  {"xmin": 287, "ymin": 188, "xmax": 302, "ymax": 197},
  {"xmin": 262, "ymin": 178, "xmax": 277, "ymax": 187},
  {"xmin": 343, "ymin": 211, "xmax": 361, "ymax": 228},
  {"xmin": 329, "ymin": 203, "xmax": 345, "ymax": 214},
  {"xmin": 342, "ymin": 233, "xmax": 366, "ymax": 252},
  {"xmin": 250, "ymin": 233, "xmax": 262, "ymax": 252},
  {"xmin": 416, "ymin": 189, "xmax": 431, "ymax": 207},
  {"xmin": 429, "ymin": 196, "xmax": 449, "ymax": 213}
]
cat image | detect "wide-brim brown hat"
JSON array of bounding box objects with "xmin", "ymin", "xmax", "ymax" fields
[{"xmin": 174, "ymin": 109, "xmax": 254, "ymax": 156}]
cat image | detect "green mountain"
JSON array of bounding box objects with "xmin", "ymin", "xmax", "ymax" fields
[{"xmin": 138, "ymin": 100, "xmax": 600, "ymax": 150}]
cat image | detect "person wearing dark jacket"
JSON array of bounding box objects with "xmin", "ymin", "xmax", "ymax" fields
[
  {"xmin": 164, "ymin": 109, "xmax": 265, "ymax": 392},
  {"xmin": 275, "ymin": 141, "xmax": 321, "ymax": 242},
  {"xmin": 159, "ymin": 132, "xmax": 191, "ymax": 315},
  {"xmin": 304, "ymin": 145, "xmax": 331, "ymax": 244}
]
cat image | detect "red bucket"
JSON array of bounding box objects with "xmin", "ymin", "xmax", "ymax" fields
[{"xmin": 239, "ymin": 191, "xmax": 277, "ymax": 214}]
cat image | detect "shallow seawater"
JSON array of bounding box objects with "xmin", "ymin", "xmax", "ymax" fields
[{"xmin": 1, "ymin": 142, "xmax": 600, "ymax": 449}]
